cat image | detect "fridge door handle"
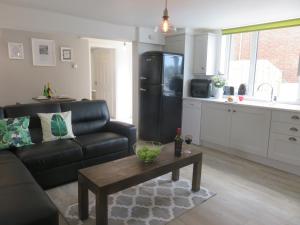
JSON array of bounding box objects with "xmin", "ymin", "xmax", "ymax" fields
[
  {"xmin": 140, "ymin": 77, "xmax": 148, "ymax": 80},
  {"xmin": 140, "ymin": 88, "xmax": 147, "ymax": 92}
]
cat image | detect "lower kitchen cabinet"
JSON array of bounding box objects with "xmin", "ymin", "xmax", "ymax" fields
[
  {"xmin": 200, "ymin": 102, "xmax": 271, "ymax": 157},
  {"xmin": 201, "ymin": 102, "xmax": 231, "ymax": 147},
  {"xmin": 230, "ymin": 106, "xmax": 271, "ymax": 157},
  {"xmin": 197, "ymin": 100, "xmax": 300, "ymax": 175},
  {"xmin": 182, "ymin": 100, "xmax": 202, "ymax": 145},
  {"xmin": 269, "ymin": 133, "xmax": 300, "ymax": 166}
]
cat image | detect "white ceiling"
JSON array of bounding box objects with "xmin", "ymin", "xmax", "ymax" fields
[{"xmin": 0, "ymin": 0, "xmax": 299, "ymax": 29}]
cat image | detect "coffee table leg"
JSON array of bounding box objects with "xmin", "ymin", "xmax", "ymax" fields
[
  {"xmin": 78, "ymin": 179, "xmax": 89, "ymax": 220},
  {"xmin": 172, "ymin": 169, "xmax": 180, "ymax": 181},
  {"xmin": 96, "ymin": 191, "xmax": 108, "ymax": 225},
  {"xmin": 192, "ymin": 157, "xmax": 202, "ymax": 192}
]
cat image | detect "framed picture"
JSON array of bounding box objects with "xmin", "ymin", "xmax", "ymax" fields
[
  {"xmin": 32, "ymin": 38, "xmax": 56, "ymax": 66},
  {"xmin": 8, "ymin": 42, "xmax": 24, "ymax": 59},
  {"xmin": 61, "ymin": 47, "xmax": 73, "ymax": 62}
]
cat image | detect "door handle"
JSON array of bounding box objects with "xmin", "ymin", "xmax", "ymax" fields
[
  {"xmin": 140, "ymin": 88, "xmax": 147, "ymax": 92},
  {"xmin": 140, "ymin": 77, "xmax": 148, "ymax": 80},
  {"xmin": 291, "ymin": 115, "xmax": 300, "ymax": 120},
  {"xmin": 289, "ymin": 127, "xmax": 298, "ymax": 132},
  {"xmin": 288, "ymin": 137, "xmax": 297, "ymax": 142},
  {"xmin": 228, "ymin": 109, "xmax": 231, "ymax": 112},
  {"xmin": 233, "ymin": 110, "xmax": 236, "ymax": 113}
]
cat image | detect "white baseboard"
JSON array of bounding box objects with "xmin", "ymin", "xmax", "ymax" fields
[{"xmin": 201, "ymin": 141, "xmax": 300, "ymax": 177}]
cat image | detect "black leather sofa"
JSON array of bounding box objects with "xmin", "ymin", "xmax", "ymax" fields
[{"xmin": 0, "ymin": 100, "xmax": 136, "ymax": 225}]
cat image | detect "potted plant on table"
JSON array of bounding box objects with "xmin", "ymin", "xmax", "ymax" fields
[{"xmin": 212, "ymin": 76, "xmax": 226, "ymax": 99}]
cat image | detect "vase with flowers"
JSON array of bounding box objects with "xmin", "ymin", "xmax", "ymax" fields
[{"xmin": 212, "ymin": 76, "xmax": 226, "ymax": 99}]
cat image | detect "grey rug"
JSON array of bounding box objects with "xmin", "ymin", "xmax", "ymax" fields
[{"xmin": 47, "ymin": 174, "xmax": 215, "ymax": 225}]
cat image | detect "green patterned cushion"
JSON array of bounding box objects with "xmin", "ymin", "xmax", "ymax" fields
[
  {"xmin": 0, "ymin": 116, "xmax": 33, "ymax": 150},
  {"xmin": 38, "ymin": 111, "xmax": 75, "ymax": 142}
]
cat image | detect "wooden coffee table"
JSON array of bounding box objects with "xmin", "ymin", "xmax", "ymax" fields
[{"xmin": 78, "ymin": 145, "xmax": 203, "ymax": 225}]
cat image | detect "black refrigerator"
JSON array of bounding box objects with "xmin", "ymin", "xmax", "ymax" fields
[{"xmin": 139, "ymin": 51, "xmax": 184, "ymax": 143}]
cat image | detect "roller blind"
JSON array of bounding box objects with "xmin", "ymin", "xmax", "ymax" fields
[{"xmin": 222, "ymin": 18, "xmax": 300, "ymax": 35}]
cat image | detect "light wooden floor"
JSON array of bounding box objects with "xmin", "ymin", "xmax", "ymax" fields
[
  {"xmin": 168, "ymin": 145, "xmax": 300, "ymax": 225},
  {"xmin": 59, "ymin": 144, "xmax": 300, "ymax": 225}
]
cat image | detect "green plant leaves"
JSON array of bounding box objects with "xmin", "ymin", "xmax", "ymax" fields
[
  {"xmin": 0, "ymin": 117, "xmax": 33, "ymax": 150},
  {"xmin": 51, "ymin": 114, "xmax": 68, "ymax": 137}
]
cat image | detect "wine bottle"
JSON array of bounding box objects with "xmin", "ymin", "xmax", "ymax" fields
[
  {"xmin": 43, "ymin": 85, "xmax": 47, "ymax": 97},
  {"xmin": 47, "ymin": 82, "xmax": 52, "ymax": 98},
  {"xmin": 174, "ymin": 128, "xmax": 183, "ymax": 157}
]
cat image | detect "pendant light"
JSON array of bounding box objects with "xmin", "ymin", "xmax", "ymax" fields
[{"xmin": 155, "ymin": 0, "xmax": 176, "ymax": 34}]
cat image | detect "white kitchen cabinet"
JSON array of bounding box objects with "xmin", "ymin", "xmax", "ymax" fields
[
  {"xmin": 200, "ymin": 102, "xmax": 232, "ymax": 146},
  {"xmin": 182, "ymin": 100, "xmax": 202, "ymax": 145},
  {"xmin": 269, "ymin": 133, "xmax": 300, "ymax": 166},
  {"xmin": 268, "ymin": 110, "xmax": 300, "ymax": 166},
  {"xmin": 193, "ymin": 33, "xmax": 221, "ymax": 75},
  {"xmin": 230, "ymin": 106, "xmax": 271, "ymax": 157},
  {"xmin": 138, "ymin": 27, "xmax": 165, "ymax": 45}
]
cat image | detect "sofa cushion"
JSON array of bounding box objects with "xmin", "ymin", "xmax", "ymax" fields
[
  {"xmin": 0, "ymin": 151, "xmax": 35, "ymax": 187},
  {"xmin": 4, "ymin": 103, "xmax": 61, "ymax": 144},
  {"xmin": 0, "ymin": 116, "xmax": 33, "ymax": 150},
  {"xmin": 76, "ymin": 132, "xmax": 128, "ymax": 159},
  {"xmin": 0, "ymin": 150, "xmax": 18, "ymax": 164},
  {"xmin": 0, "ymin": 183, "xmax": 58, "ymax": 225},
  {"xmin": 14, "ymin": 139, "xmax": 83, "ymax": 172},
  {"xmin": 0, "ymin": 150, "xmax": 58, "ymax": 225},
  {"xmin": 38, "ymin": 111, "xmax": 75, "ymax": 142},
  {"xmin": 60, "ymin": 100, "xmax": 110, "ymax": 136}
]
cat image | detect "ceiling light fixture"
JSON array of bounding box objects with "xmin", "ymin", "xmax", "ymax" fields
[{"xmin": 155, "ymin": 0, "xmax": 176, "ymax": 34}]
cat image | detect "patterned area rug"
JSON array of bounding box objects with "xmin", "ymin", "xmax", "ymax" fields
[{"xmin": 47, "ymin": 174, "xmax": 215, "ymax": 225}]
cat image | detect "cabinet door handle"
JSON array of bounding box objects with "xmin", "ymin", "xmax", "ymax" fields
[
  {"xmin": 291, "ymin": 115, "xmax": 300, "ymax": 120},
  {"xmin": 288, "ymin": 137, "xmax": 297, "ymax": 142},
  {"xmin": 289, "ymin": 127, "xmax": 298, "ymax": 132}
]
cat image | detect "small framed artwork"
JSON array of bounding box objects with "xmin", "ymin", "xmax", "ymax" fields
[
  {"xmin": 8, "ymin": 42, "xmax": 24, "ymax": 59},
  {"xmin": 61, "ymin": 47, "xmax": 73, "ymax": 62},
  {"xmin": 32, "ymin": 38, "xmax": 56, "ymax": 66}
]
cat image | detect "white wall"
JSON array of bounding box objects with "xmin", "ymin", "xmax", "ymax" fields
[
  {"xmin": 88, "ymin": 39, "xmax": 133, "ymax": 123},
  {"xmin": 0, "ymin": 3, "xmax": 135, "ymax": 42},
  {"xmin": 0, "ymin": 28, "xmax": 91, "ymax": 106}
]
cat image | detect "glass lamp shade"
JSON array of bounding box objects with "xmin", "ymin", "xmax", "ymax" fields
[
  {"xmin": 155, "ymin": 3, "xmax": 176, "ymax": 34},
  {"xmin": 160, "ymin": 16, "xmax": 176, "ymax": 33}
]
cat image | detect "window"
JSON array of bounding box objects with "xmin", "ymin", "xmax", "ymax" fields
[
  {"xmin": 226, "ymin": 32, "xmax": 252, "ymax": 92},
  {"xmin": 223, "ymin": 26, "xmax": 300, "ymax": 102}
]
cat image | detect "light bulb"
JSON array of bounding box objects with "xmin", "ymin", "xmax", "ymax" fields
[{"xmin": 162, "ymin": 19, "xmax": 169, "ymax": 33}]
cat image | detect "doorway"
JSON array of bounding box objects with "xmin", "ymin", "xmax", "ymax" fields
[
  {"xmin": 88, "ymin": 38, "xmax": 133, "ymax": 123},
  {"xmin": 91, "ymin": 47, "xmax": 116, "ymax": 119}
]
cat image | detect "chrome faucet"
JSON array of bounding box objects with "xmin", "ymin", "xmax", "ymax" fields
[{"xmin": 257, "ymin": 83, "xmax": 276, "ymax": 102}]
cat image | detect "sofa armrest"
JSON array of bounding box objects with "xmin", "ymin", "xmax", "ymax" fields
[{"xmin": 106, "ymin": 121, "xmax": 137, "ymax": 155}]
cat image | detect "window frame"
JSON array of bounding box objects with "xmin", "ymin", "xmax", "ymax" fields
[{"xmin": 223, "ymin": 30, "xmax": 300, "ymax": 103}]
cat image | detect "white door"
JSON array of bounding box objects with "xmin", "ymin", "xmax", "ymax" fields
[
  {"xmin": 182, "ymin": 100, "xmax": 202, "ymax": 145},
  {"xmin": 91, "ymin": 48, "xmax": 116, "ymax": 118},
  {"xmin": 200, "ymin": 102, "xmax": 232, "ymax": 146},
  {"xmin": 230, "ymin": 106, "xmax": 271, "ymax": 157}
]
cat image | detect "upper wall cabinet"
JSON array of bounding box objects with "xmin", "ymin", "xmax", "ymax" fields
[
  {"xmin": 193, "ymin": 33, "xmax": 221, "ymax": 75},
  {"xmin": 138, "ymin": 27, "xmax": 165, "ymax": 45}
]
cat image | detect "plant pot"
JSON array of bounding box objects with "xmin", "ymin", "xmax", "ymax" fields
[{"xmin": 214, "ymin": 88, "xmax": 224, "ymax": 99}]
